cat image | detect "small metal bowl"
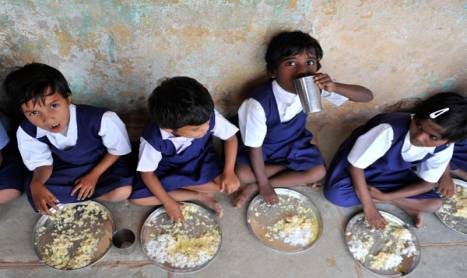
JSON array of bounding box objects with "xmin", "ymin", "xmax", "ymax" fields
[{"xmin": 112, "ymin": 228, "xmax": 136, "ymax": 254}]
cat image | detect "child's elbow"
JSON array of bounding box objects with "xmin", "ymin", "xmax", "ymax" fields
[{"xmin": 359, "ymin": 88, "xmax": 374, "ymax": 102}]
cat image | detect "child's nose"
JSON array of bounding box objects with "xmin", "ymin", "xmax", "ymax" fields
[{"xmin": 296, "ymin": 63, "xmax": 310, "ymax": 75}]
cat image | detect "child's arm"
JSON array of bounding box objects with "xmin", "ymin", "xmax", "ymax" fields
[
  {"xmin": 438, "ymin": 165, "xmax": 455, "ymax": 198},
  {"xmin": 220, "ymin": 134, "xmax": 240, "ymax": 194},
  {"xmin": 314, "ymin": 73, "xmax": 373, "ymax": 102},
  {"xmin": 71, "ymin": 153, "xmax": 119, "ymax": 200},
  {"xmin": 368, "ymin": 180, "xmax": 436, "ymax": 201},
  {"xmin": 349, "ymin": 165, "xmax": 387, "ymax": 229},
  {"xmin": 250, "ymin": 147, "xmax": 279, "ymax": 204},
  {"xmin": 72, "ymin": 111, "xmax": 131, "ymax": 199},
  {"xmin": 30, "ymin": 165, "xmax": 58, "ymax": 215},
  {"xmin": 140, "ymin": 171, "xmax": 183, "ymax": 222}
]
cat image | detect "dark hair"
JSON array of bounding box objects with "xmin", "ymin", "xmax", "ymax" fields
[
  {"xmin": 148, "ymin": 76, "xmax": 214, "ymax": 129},
  {"xmin": 414, "ymin": 92, "xmax": 467, "ymax": 141},
  {"xmin": 3, "ymin": 63, "xmax": 71, "ymax": 108},
  {"xmin": 265, "ymin": 30, "xmax": 323, "ymax": 75}
]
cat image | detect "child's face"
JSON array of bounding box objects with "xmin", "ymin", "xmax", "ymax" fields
[
  {"xmin": 166, "ymin": 120, "xmax": 210, "ymax": 139},
  {"xmin": 409, "ymin": 118, "xmax": 449, "ymax": 147},
  {"xmin": 21, "ymin": 91, "xmax": 71, "ymax": 134},
  {"xmin": 273, "ymin": 49, "xmax": 319, "ymax": 93}
]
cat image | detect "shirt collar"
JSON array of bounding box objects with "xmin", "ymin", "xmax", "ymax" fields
[
  {"xmin": 272, "ymin": 80, "xmax": 299, "ymax": 104},
  {"xmin": 36, "ymin": 104, "xmax": 76, "ymax": 138}
]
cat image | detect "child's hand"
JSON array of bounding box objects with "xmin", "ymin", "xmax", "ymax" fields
[
  {"xmin": 258, "ymin": 182, "xmax": 279, "ymax": 204},
  {"xmin": 368, "ymin": 186, "xmax": 390, "ymax": 202},
  {"xmin": 439, "ymin": 176, "xmax": 455, "ymax": 198},
  {"xmin": 165, "ymin": 200, "xmax": 183, "ymax": 222},
  {"xmin": 31, "ymin": 182, "xmax": 59, "ymax": 215},
  {"xmin": 71, "ymin": 173, "xmax": 99, "ymax": 201},
  {"xmin": 313, "ymin": 73, "xmax": 336, "ymax": 92},
  {"xmin": 220, "ymin": 172, "xmax": 240, "ymax": 194},
  {"xmin": 364, "ymin": 206, "xmax": 387, "ymax": 229}
]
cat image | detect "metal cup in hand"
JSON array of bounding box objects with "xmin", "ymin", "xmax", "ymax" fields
[{"xmin": 293, "ymin": 74, "xmax": 322, "ymax": 113}]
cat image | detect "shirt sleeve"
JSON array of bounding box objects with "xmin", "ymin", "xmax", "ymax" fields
[
  {"xmin": 211, "ymin": 110, "xmax": 238, "ymax": 140},
  {"xmin": 17, "ymin": 127, "xmax": 53, "ymax": 171},
  {"xmin": 415, "ymin": 144, "xmax": 454, "ymax": 183},
  {"xmin": 98, "ymin": 111, "xmax": 132, "ymax": 156},
  {"xmin": 347, "ymin": 123, "xmax": 394, "ymax": 169},
  {"xmin": 137, "ymin": 137, "xmax": 162, "ymax": 172},
  {"xmin": 237, "ymin": 98, "xmax": 267, "ymax": 148},
  {"xmin": 321, "ymin": 90, "xmax": 348, "ymax": 107},
  {"xmin": 0, "ymin": 122, "xmax": 9, "ymax": 150}
]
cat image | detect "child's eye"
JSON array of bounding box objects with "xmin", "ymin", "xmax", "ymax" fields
[
  {"xmin": 430, "ymin": 135, "xmax": 440, "ymax": 141},
  {"xmin": 28, "ymin": 111, "xmax": 39, "ymax": 117},
  {"xmin": 286, "ymin": 61, "xmax": 296, "ymax": 67},
  {"xmin": 306, "ymin": 60, "xmax": 315, "ymax": 66},
  {"xmin": 50, "ymin": 103, "xmax": 59, "ymax": 109}
]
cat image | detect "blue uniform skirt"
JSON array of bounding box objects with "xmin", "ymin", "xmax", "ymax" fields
[
  {"xmin": 324, "ymin": 166, "xmax": 440, "ymax": 208},
  {"xmin": 130, "ymin": 147, "xmax": 222, "ymax": 199},
  {"xmin": 236, "ymin": 132, "xmax": 324, "ymax": 171},
  {"xmin": 0, "ymin": 144, "xmax": 25, "ymax": 192},
  {"xmin": 25, "ymin": 155, "xmax": 133, "ymax": 211}
]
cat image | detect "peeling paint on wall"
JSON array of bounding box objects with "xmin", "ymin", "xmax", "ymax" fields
[{"xmin": 0, "ymin": 0, "xmax": 465, "ymax": 160}]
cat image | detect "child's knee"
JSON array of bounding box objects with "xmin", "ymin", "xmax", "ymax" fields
[
  {"xmin": 107, "ymin": 185, "xmax": 132, "ymax": 201},
  {"xmin": 323, "ymin": 184, "xmax": 359, "ymax": 208},
  {"xmin": 425, "ymin": 198, "xmax": 443, "ymax": 212},
  {"xmin": 235, "ymin": 164, "xmax": 253, "ymax": 183},
  {"xmin": 0, "ymin": 189, "xmax": 22, "ymax": 204},
  {"xmin": 307, "ymin": 165, "xmax": 326, "ymax": 181}
]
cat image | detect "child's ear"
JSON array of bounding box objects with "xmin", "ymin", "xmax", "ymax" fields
[{"xmin": 66, "ymin": 95, "xmax": 72, "ymax": 105}]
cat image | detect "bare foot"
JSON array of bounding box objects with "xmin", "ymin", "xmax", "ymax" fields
[
  {"xmin": 259, "ymin": 184, "xmax": 279, "ymax": 205},
  {"xmin": 306, "ymin": 182, "xmax": 321, "ymax": 191},
  {"xmin": 198, "ymin": 194, "xmax": 224, "ymax": 219},
  {"xmin": 413, "ymin": 213, "xmax": 423, "ymax": 229},
  {"xmin": 234, "ymin": 184, "xmax": 258, "ymax": 208}
]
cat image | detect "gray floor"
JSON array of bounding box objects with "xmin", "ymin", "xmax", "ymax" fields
[{"xmin": 1, "ymin": 186, "xmax": 466, "ymax": 278}]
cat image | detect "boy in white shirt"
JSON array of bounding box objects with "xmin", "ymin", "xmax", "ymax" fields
[
  {"xmin": 129, "ymin": 77, "xmax": 240, "ymax": 222},
  {"xmin": 5, "ymin": 63, "xmax": 133, "ymax": 214}
]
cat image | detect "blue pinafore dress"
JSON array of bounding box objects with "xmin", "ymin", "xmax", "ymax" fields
[
  {"xmin": 0, "ymin": 113, "xmax": 25, "ymax": 192},
  {"xmin": 324, "ymin": 112, "xmax": 449, "ymax": 207},
  {"xmin": 237, "ymin": 82, "xmax": 324, "ymax": 171},
  {"xmin": 451, "ymin": 140, "xmax": 467, "ymax": 171},
  {"xmin": 130, "ymin": 113, "xmax": 222, "ymax": 199},
  {"xmin": 21, "ymin": 105, "xmax": 133, "ymax": 210}
]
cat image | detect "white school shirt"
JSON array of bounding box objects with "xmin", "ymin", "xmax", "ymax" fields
[
  {"xmin": 238, "ymin": 80, "xmax": 348, "ymax": 148},
  {"xmin": 17, "ymin": 104, "xmax": 131, "ymax": 171},
  {"xmin": 137, "ymin": 110, "xmax": 239, "ymax": 172},
  {"xmin": 347, "ymin": 123, "xmax": 454, "ymax": 183}
]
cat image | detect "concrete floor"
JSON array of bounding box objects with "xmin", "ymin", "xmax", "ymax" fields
[{"xmin": 0, "ymin": 186, "xmax": 466, "ymax": 278}]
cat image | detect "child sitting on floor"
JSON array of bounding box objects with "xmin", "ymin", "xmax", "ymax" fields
[
  {"xmin": 4, "ymin": 63, "xmax": 133, "ymax": 214},
  {"xmin": 324, "ymin": 92, "xmax": 467, "ymax": 229},
  {"xmin": 129, "ymin": 76, "xmax": 240, "ymax": 222},
  {"xmin": 235, "ymin": 30, "xmax": 373, "ymax": 207}
]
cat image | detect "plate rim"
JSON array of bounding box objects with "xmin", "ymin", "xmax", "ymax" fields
[
  {"xmin": 139, "ymin": 201, "xmax": 223, "ymax": 273},
  {"xmin": 344, "ymin": 210, "xmax": 421, "ymax": 277},
  {"xmin": 245, "ymin": 187, "xmax": 323, "ymax": 254},
  {"xmin": 32, "ymin": 200, "xmax": 115, "ymax": 271}
]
